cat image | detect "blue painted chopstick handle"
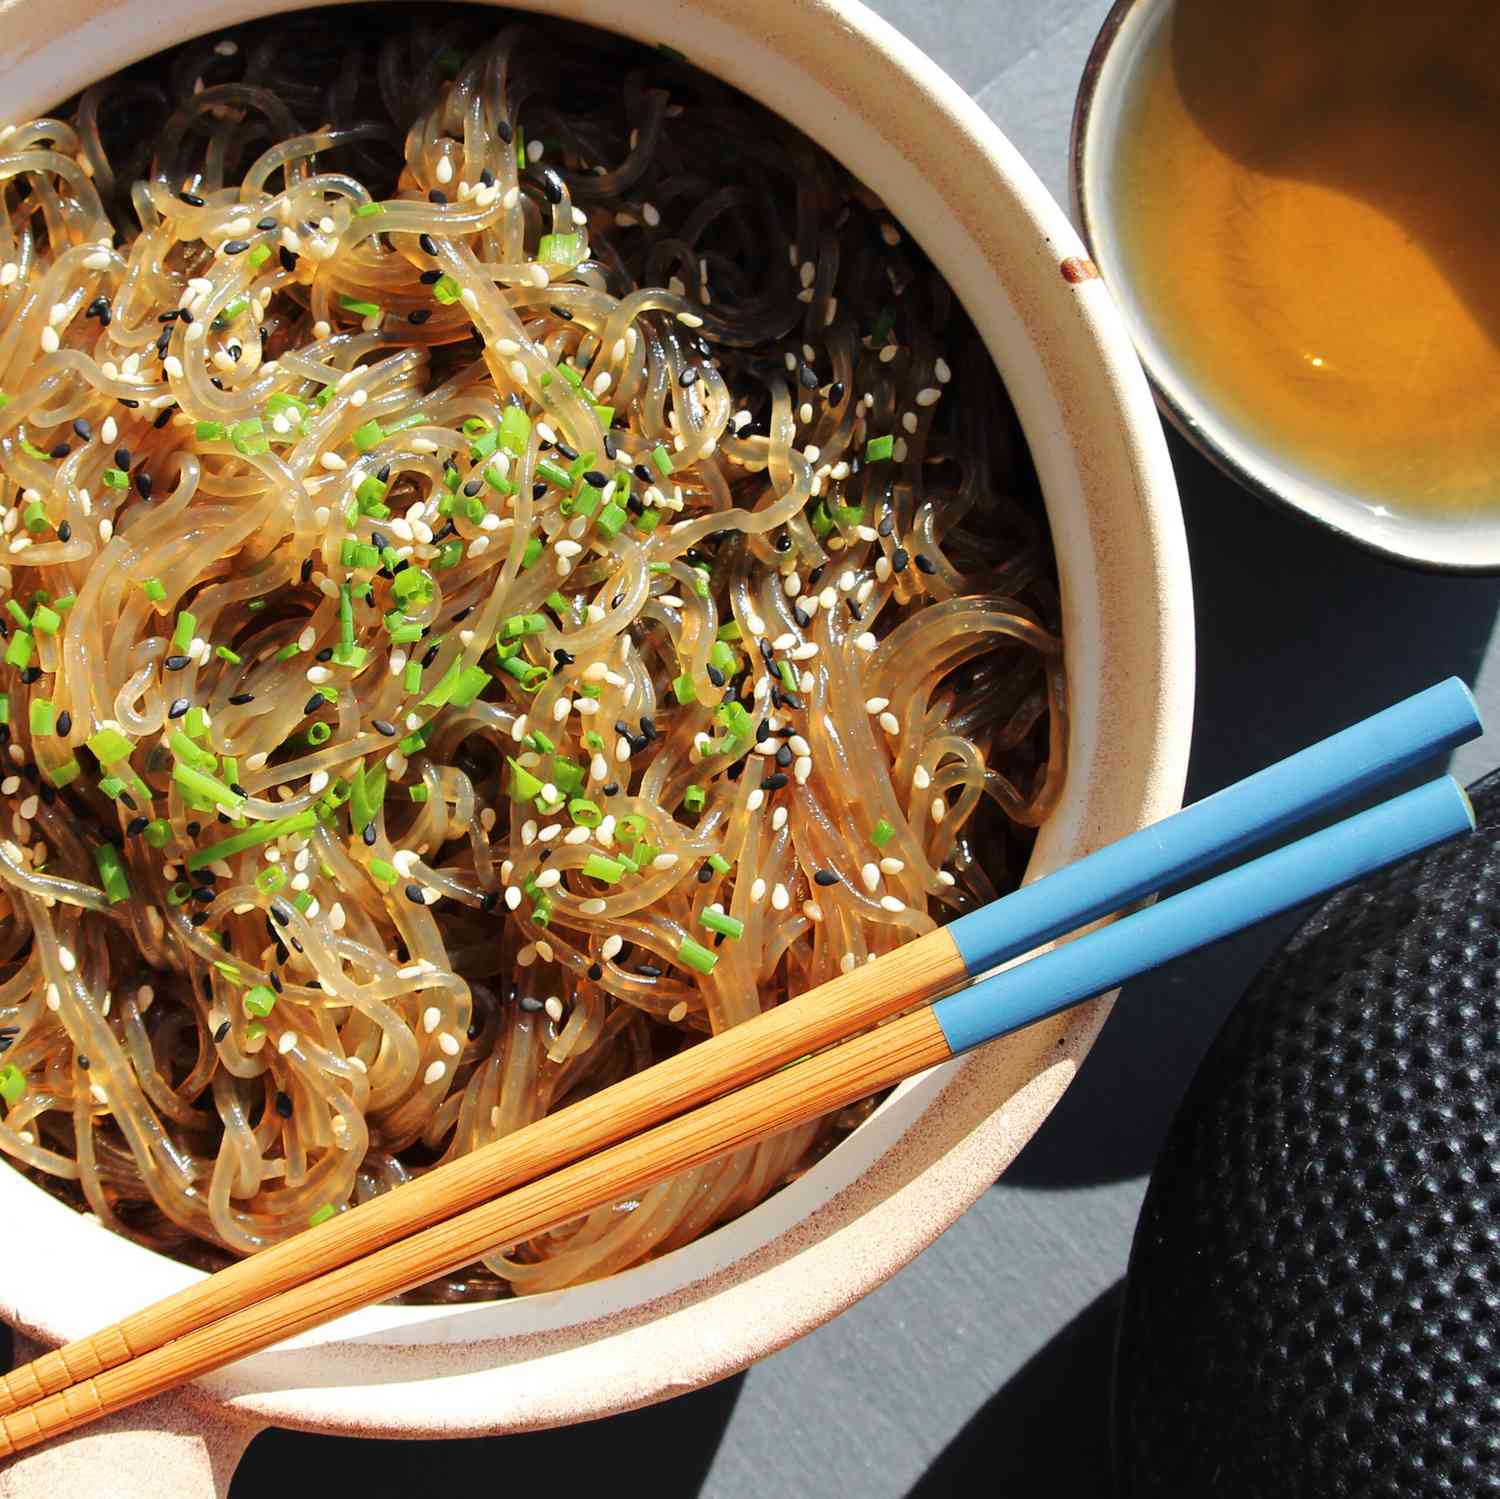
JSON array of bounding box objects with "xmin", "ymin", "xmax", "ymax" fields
[
  {"xmin": 946, "ymin": 678, "xmax": 1480, "ymax": 977},
  {"xmin": 934, "ymin": 776, "xmax": 1475, "ymax": 1055}
]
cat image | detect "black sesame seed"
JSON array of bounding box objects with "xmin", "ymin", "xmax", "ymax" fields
[
  {"xmin": 602, "ymin": 782, "xmax": 619, "ymax": 797},
  {"xmin": 136, "ymin": 472, "xmax": 153, "ymax": 500},
  {"xmin": 314, "ymin": 646, "xmax": 333, "ymax": 663},
  {"xmin": 154, "ymin": 407, "xmax": 173, "ymax": 429},
  {"xmin": 72, "ymin": 418, "xmax": 91, "ymax": 441},
  {"xmin": 229, "ymin": 692, "xmax": 254, "ymax": 705},
  {"xmin": 679, "ymin": 366, "xmax": 699, "ymax": 387},
  {"xmin": 775, "ymin": 744, "xmax": 793, "ymax": 767},
  {"xmin": 637, "ymin": 964, "xmax": 663, "ymax": 979},
  {"xmin": 451, "ymin": 605, "xmax": 473, "ymax": 623},
  {"xmin": 793, "ymin": 607, "xmax": 810, "ymax": 629},
  {"xmin": 892, "ymin": 548, "xmax": 909, "ymax": 573},
  {"xmin": 603, "ymin": 433, "xmax": 618, "ymax": 460},
  {"xmin": 774, "ymin": 533, "xmax": 792, "ymax": 552},
  {"xmin": 274, "ymin": 1091, "xmax": 292, "ymax": 1118},
  {"xmin": 497, "ymin": 119, "xmax": 514, "ymax": 145},
  {"xmin": 186, "ymin": 821, "xmax": 201, "ymax": 837},
  {"xmin": 213, "ymin": 1020, "xmax": 231, "ymax": 1042},
  {"xmin": 583, "ymin": 469, "xmax": 608, "ymax": 487},
  {"xmin": 420, "ymin": 268, "xmax": 443, "ymax": 284},
  {"xmin": 408, "ymin": 308, "xmax": 432, "ymax": 325},
  {"xmin": 633, "ymin": 464, "xmax": 653, "ymax": 483},
  {"xmin": 519, "ymin": 994, "xmax": 543, "ymax": 1011},
  {"xmin": 179, "ymin": 191, "xmax": 206, "ymax": 206},
  {"xmin": 706, "ymin": 665, "xmax": 725, "ymax": 687},
  {"xmin": 481, "ymin": 167, "xmax": 496, "ymax": 187},
  {"xmin": 798, "ymin": 363, "xmax": 819, "ymax": 390},
  {"xmin": 587, "ymin": 962, "xmax": 603, "ymax": 981},
  {"xmin": 48, "ymin": 442, "xmax": 70, "ymax": 460},
  {"xmin": 697, "ymin": 863, "xmax": 714, "ymax": 884},
  {"xmin": 765, "ymin": 773, "xmax": 789, "ymax": 790},
  {"xmin": 808, "ymin": 565, "xmax": 825, "ymax": 585},
  {"xmin": 555, "ymin": 442, "xmax": 579, "ymax": 462},
  {"xmin": 551, "ymin": 304, "xmax": 574, "ymax": 322},
  {"xmin": 463, "ymin": 478, "xmax": 482, "ymax": 497},
  {"xmin": 19, "ymin": 667, "xmax": 39, "ymax": 686},
  {"xmin": 167, "ymin": 698, "xmax": 190, "ymax": 719},
  {"xmin": 782, "ymin": 692, "xmax": 803, "ymax": 711},
  {"xmin": 56, "ymin": 522, "xmax": 71, "ymax": 543},
  {"xmin": 126, "ymin": 816, "xmax": 149, "ymax": 837},
  {"xmin": 269, "ymin": 972, "xmax": 283, "ymax": 993},
  {"xmin": 878, "ymin": 515, "xmax": 894, "ymax": 537},
  {"xmin": 279, "ymin": 247, "xmax": 299, "ymax": 273},
  {"xmin": 76, "ymin": 1053, "xmax": 89, "ymax": 1069},
  {"xmin": 373, "ymin": 719, "xmax": 397, "ymax": 737},
  {"xmin": 188, "ymin": 911, "xmax": 208, "ymax": 927},
  {"xmin": 222, "ymin": 239, "xmax": 250, "ymax": 255},
  {"xmin": 270, "ymin": 902, "xmax": 291, "ymax": 926},
  {"xmin": 421, "ymin": 643, "xmax": 440, "ymax": 668},
  {"xmin": 362, "ymin": 823, "xmax": 377, "ymax": 846},
  {"xmin": 114, "ymin": 447, "xmax": 131, "ymax": 470},
  {"xmin": 87, "ymin": 296, "xmax": 109, "ymax": 319},
  {"xmin": 192, "ymin": 886, "xmax": 215, "ymax": 904},
  {"xmin": 119, "ymin": 398, "xmax": 139, "ymax": 408},
  {"xmin": 158, "ymin": 309, "xmax": 182, "ymax": 323},
  {"xmin": 405, "ymin": 883, "xmax": 426, "ymax": 904},
  {"xmin": 914, "ymin": 553, "xmax": 937, "ymax": 574},
  {"xmin": 828, "ymin": 382, "xmax": 845, "ymax": 405},
  {"xmin": 303, "ymin": 694, "xmax": 324, "ymax": 716},
  {"xmin": 542, "ymin": 169, "xmax": 564, "ymax": 204},
  {"xmin": 427, "ymin": 189, "xmax": 447, "ymax": 205},
  {"xmin": 37, "ymin": 781, "xmax": 53, "ymax": 804},
  {"xmin": 814, "ymin": 868, "xmax": 840, "ymax": 886}
]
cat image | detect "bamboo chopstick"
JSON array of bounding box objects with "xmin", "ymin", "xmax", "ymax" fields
[
  {"xmin": 0, "ymin": 678, "xmax": 1474, "ymax": 1423},
  {"xmin": 0, "ymin": 773, "xmax": 1476, "ymax": 1459}
]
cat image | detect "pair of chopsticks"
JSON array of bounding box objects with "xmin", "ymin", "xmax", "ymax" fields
[{"xmin": 0, "ymin": 678, "xmax": 1482, "ymax": 1456}]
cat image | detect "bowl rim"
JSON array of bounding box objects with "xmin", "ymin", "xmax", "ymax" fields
[
  {"xmin": 0, "ymin": 0, "xmax": 1195, "ymax": 1438},
  {"xmin": 1070, "ymin": 0, "xmax": 1500, "ymax": 576}
]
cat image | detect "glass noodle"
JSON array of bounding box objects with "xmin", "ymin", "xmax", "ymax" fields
[{"xmin": 0, "ymin": 6, "xmax": 1063, "ymax": 1297}]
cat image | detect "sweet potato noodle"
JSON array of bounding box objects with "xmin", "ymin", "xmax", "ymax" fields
[{"xmin": 0, "ymin": 6, "xmax": 1063, "ymax": 1298}]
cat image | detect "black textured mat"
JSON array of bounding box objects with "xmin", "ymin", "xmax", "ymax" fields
[{"xmin": 1114, "ymin": 769, "xmax": 1500, "ymax": 1497}]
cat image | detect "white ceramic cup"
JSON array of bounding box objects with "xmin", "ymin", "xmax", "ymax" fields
[{"xmin": 0, "ymin": 1, "xmax": 1193, "ymax": 1491}]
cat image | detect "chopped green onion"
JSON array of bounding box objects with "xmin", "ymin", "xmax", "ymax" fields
[
  {"xmin": 865, "ymin": 434, "xmax": 894, "ymax": 463},
  {"xmin": 30, "ymin": 604, "xmax": 59, "ymax": 636},
  {"xmin": 308, "ymin": 1203, "xmax": 336, "ymax": 1227},
  {"xmin": 568, "ymin": 797, "xmax": 602, "ymax": 827},
  {"xmin": 507, "ymin": 757, "xmax": 545, "ymax": 802},
  {"xmin": 46, "ymin": 757, "xmax": 81, "ymax": 788},
  {"xmin": 550, "ymin": 757, "xmax": 585, "ymax": 796},
  {"xmin": 256, "ymin": 866, "xmax": 287, "ymax": 894},
  {"xmin": 86, "ymin": 726, "xmax": 133, "ymax": 764},
  {"xmin": 701, "ymin": 908, "xmax": 744, "ymax": 940},
  {"xmin": 92, "ymin": 843, "xmax": 131, "ymax": 904},
  {"xmin": 172, "ymin": 762, "xmax": 242, "ymax": 811},
  {"xmin": 28, "ymin": 699, "xmax": 53, "ymax": 736},
  {"xmin": 707, "ymin": 853, "xmax": 732, "ymax": 875},
  {"xmin": 186, "ymin": 810, "xmax": 318, "ymax": 871},
  {"xmin": 340, "ymin": 296, "xmax": 382, "ymax": 318},
  {"xmin": 502, "ymin": 612, "xmax": 548, "ymax": 638},
  {"xmin": 536, "ymin": 457, "xmax": 573, "ymax": 490},
  {"xmin": 352, "ymin": 419, "xmax": 384, "ymax": 452},
  {"xmin": 651, "ymin": 443, "xmax": 673, "ymax": 476},
  {"xmin": 537, "ymin": 232, "xmax": 584, "ymax": 267},
  {"xmin": 369, "ymin": 857, "xmax": 398, "ymax": 885},
  {"xmin": 195, "ymin": 420, "xmax": 225, "ymax": 442},
  {"xmin": 243, "ymin": 985, "xmax": 277, "ymax": 1018},
  {"xmin": 143, "ymin": 819, "xmax": 172, "ymax": 849},
  {"xmin": 215, "ymin": 645, "xmax": 241, "ymax": 664},
  {"xmin": 408, "ymin": 784, "xmax": 430, "ymax": 804},
  {"xmin": 432, "ymin": 275, "xmax": 462, "ymax": 305},
  {"xmin": 3, "ymin": 632, "xmax": 32, "ymax": 670},
  {"xmin": 230, "ymin": 417, "xmax": 268, "ymax": 457},
  {"xmin": 682, "ymin": 783, "xmax": 705, "ymax": 813},
  {"xmin": 449, "ymin": 665, "xmax": 491, "ymax": 708},
  {"xmin": 0, "ymin": 1064, "xmax": 25, "ymax": 1105},
  {"xmin": 22, "ymin": 500, "xmax": 48, "ymax": 532},
  {"xmin": 672, "ymin": 673, "xmax": 697, "ymax": 705},
  {"xmin": 676, "ymin": 936, "xmax": 718, "ymax": 975},
  {"xmin": 172, "ymin": 610, "xmax": 197, "ymax": 651},
  {"xmin": 246, "ymin": 243, "xmax": 271, "ymax": 271},
  {"xmin": 583, "ymin": 853, "xmax": 625, "ymax": 884},
  {"xmin": 595, "ymin": 501, "xmax": 627, "ymax": 540},
  {"xmin": 871, "ymin": 818, "xmax": 896, "ymax": 847}
]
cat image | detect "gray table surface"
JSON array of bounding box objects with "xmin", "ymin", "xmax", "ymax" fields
[{"xmin": 19, "ymin": 3, "xmax": 1500, "ymax": 1493}]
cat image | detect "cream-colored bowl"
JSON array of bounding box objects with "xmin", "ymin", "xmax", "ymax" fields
[{"xmin": 0, "ymin": 1, "xmax": 1193, "ymax": 1492}]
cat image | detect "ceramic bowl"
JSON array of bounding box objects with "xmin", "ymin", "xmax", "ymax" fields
[
  {"xmin": 1072, "ymin": 0, "xmax": 1498, "ymax": 572},
  {"xmin": 0, "ymin": 1, "xmax": 1193, "ymax": 1493}
]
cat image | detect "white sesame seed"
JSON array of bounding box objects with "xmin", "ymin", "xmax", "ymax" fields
[
  {"xmin": 934, "ymin": 357, "xmax": 952, "ymax": 384},
  {"xmin": 0, "ymin": 264, "xmax": 16, "ymax": 286},
  {"xmin": 914, "ymin": 765, "xmax": 932, "ymax": 790},
  {"xmin": 746, "ymin": 789, "xmax": 765, "ymax": 812},
  {"xmin": 422, "ymin": 1006, "xmax": 442, "ymax": 1033},
  {"xmin": 794, "ymin": 755, "xmax": 813, "ymax": 784},
  {"xmin": 751, "ymin": 878, "xmax": 767, "ymax": 902},
  {"xmin": 305, "ymin": 666, "xmax": 332, "ymax": 685},
  {"xmin": 535, "ymin": 868, "xmax": 561, "ymax": 889},
  {"xmin": 423, "ymin": 1060, "xmax": 447, "ymax": 1086},
  {"xmin": 916, "ymin": 386, "xmax": 942, "ymax": 407},
  {"xmin": 39, "ymin": 327, "xmax": 59, "ymax": 353},
  {"xmin": 791, "ymin": 642, "xmax": 819, "ymax": 661},
  {"xmin": 901, "ymin": 411, "xmax": 918, "ymax": 434},
  {"xmin": 854, "ymin": 632, "xmax": 878, "ymax": 653},
  {"xmin": 84, "ymin": 251, "xmax": 111, "ymax": 271},
  {"xmin": 880, "ymin": 857, "xmax": 905, "ymax": 874},
  {"xmin": 937, "ymin": 870, "xmax": 957, "ymax": 887},
  {"xmin": 308, "ymin": 770, "xmax": 329, "ymax": 795},
  {"xmin": 602, "ymin": 935, "xmax": 624, "ymax": 960},
  {"xmin": 772, "ymin": 806, "xmax": 788, "ymax": 831},
  {"xmin": 18, "ymin": 795, "xmax": 37, "ymax": 820},
  {"xmin": 58, "ymin": 946, "xmax": 76, "ymax": 973},
  {"xmin": 504, "ymin": 885, "xmax": 522, "ymax": 910},
  {"xmin": 840, "ymin": 953, "xmax": 858, "ymax": 974},
  {"xmin": 580, "ymin": 896, "xmax": 608, "ymax": 915},
  {"xmin": 652, "ymin": 853, "xmax": 679, "ymax": 870},
  {"xmin": 879, "ymin": 895, "xmax": 906, "ymax": 913},
  {"xmin": 879, "ymin": 711, "xmax": 901, "ymax": 734},
  {"xmin": 278, "ymin": 1031, "xmax": 298, "ymax": 1055},
  {"xmin": 931, "ymin": 797, "xmax": 947, "ymax": 823},
  {"xmin": 861, "ymin": 863, "xmax": 881, "ymax": 892},
  {"xmin": 438, "ymin": 1030, "xmax": 461, "ymax": 1056},
  {"xmin": 45, "ymin": 983, "xmax": 60, "ymax": 1011}
]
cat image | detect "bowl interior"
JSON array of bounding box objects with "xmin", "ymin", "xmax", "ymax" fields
[
  {"xmin": 0, "ymin": 0, "xmax": 1193, "ymax": 1436},
  {"xmin": 1074, "ymin": 0, "xmax": 1500, "ymax": 572}
]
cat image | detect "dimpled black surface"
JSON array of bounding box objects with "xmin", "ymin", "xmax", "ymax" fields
[{"xmin": 1114, "ymin": 770, "xmax": 1500, "ymax": 1497}]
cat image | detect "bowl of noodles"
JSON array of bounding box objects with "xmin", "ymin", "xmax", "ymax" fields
[{"xmin": 0, "ymin": 0, "xmax": 1191, "ymax": 1486}]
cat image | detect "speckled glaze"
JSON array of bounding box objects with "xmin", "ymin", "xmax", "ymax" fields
[{"xmin": 0, "ymin": 0, "xmax": 1193, "ymax": 1489}]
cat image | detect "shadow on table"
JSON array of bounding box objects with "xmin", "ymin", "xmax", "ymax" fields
[
  {"xmin": 905, "ymin": 1280, "xmax": 1126, "ymax": 1499},
  {"xmin": 1006, "ymin": 434, "xmax": 1500, "ymax": 1192},
  {"xmin": 228, "ymin": 1370, "xmax": 746, "ymax": 1498}
]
